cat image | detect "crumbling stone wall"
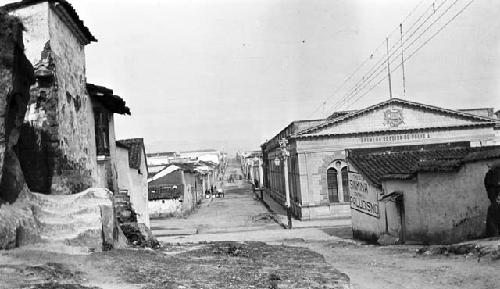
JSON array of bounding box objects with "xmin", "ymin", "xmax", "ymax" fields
[
  {"xmin": 0, "ymin": 10, "xmax": 35, "ymax": 204},
  {"xmin": 11, "ymin": 3, "xmax": 97, "ymax": 194}
]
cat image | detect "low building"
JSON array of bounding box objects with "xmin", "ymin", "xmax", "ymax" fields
[
  {"xmin": 148, "ymin": 163, "xmax": 204, "ymax": 218},
  {"xmin": 116, "ymin": 138, "xmax": 150, "ymax": 228},
  {"xmin": 347, "ymin": 143, "xmax": 500, "ymax": 244},
  {"xmin": 262, "ymin": 98, "xmax": 500, "ymax": 220},
  {"xmin": 88, "ymin": 83, "xmax": 130, "ymax": 193}
]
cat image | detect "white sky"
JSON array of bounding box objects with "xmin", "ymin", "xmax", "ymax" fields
[{"xmin": 5, "ymin": 0, "xmax": 500, "ymax": 154}]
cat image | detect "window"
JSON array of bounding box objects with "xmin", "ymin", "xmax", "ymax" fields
[
  {"xmin": 94, "ymin": 109, "xmax": 110, "ymax": 156},
  {"xmin": 327, "ymin": 160, "xmax": 349, "ymax": 203},
  {"xmin": 341, "ymin": 166, "xmax": 349, "ymax": 202},
  {"xmin": 327, "ymin": 168, "xmax": 339, "ymax": 202}
]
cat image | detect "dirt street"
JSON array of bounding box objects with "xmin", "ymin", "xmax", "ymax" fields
[
  {"xmin": 151, "ymin": 180, "xmax": 281, "ymax": 237},
  {"xmin": 153, "ymin": 175, "xmax": 500, "ymax": 289},
  {"xmin": 1, "ymin": 165, "xmax": 499, "ymax": 288}
]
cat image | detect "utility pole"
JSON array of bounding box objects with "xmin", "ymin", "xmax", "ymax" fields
[
  {"xmin": 386, "ymin": 37, "xmax": 393, "ymax": 99},
  {"xmin": 279, "ymin": 138, "xmax": 292, "ymax": 229},
  {"xmin": 400, "ymin": 23, "xmax": 406, "ymax": 98}
]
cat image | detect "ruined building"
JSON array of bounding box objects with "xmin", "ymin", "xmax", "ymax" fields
[
  {"xmin": 0, "ymin": 1, "xmax": 141, "ymax": 250},
  {"xmin": 4, "ymin": 0, "xmax": 100, "ymax": 195},
  {"xmin": 0, "ymin": 10, "xmax": 35, "ymax": 205}
]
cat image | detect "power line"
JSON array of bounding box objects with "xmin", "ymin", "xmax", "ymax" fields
[
  {"xmin": 326, "ymin": 0, "xmax": 451, "ymax": 113},
  {"xmin": 344, "ymin": 0, "xmax": 476, "ymax": 110},
  {"xmin": 306, "ymin": 0, "xmax": 428, "ymax": 118},
  {"xmin": 331, "ymin": 0, "xmax": 462, "ymax": 112},
  {"xmin": 332, "ymin": 0, "xmax": 452, "ymax": 110}
]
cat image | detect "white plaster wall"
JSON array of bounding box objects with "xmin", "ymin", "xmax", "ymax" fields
[
  {"xmin": 297, "ymin": 127, "xmax": 495, "ymax": 153},
  {"xmin": 116, "ymin": 146, "xmax": 150, "ymax": 228},
  {"xmin": 413, "ymin": 162, "xmax": 490, "ymax": 244},
  {"xmin": 149, "ymin": 199, "xmax": 182, "ymax": 218},
  {"xmin": 8, "ymin": 3, "xmax": 50, "ymax": 65},
  {"xmin": 350, "ymin": 176, "xmax": 385, "ymax": 240},
  {"xmin": 49, "ymin": 6, "xmax": 97, "ymax": 177},
  {"xmin": 12, "ymin": 3, "xmax": 99, "ymax": 191},
  {"xmin": 382, "ymin": 161, "xmax": 491, "ymax": 244}
]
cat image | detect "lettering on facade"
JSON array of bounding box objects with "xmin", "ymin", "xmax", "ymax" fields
[
  {"xmin": 348, "ymin": 172, "xmax": 379, "ymax": 217},
  {"xmin": 360, "ymin": 133, "xmax": 430, "ymax": 144},
  {"xmin": 384, "ymin": 108, "xmax": 404, "ymax": 127}
]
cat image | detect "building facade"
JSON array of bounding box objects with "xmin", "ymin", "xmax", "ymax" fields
[
  {"xmin": 347, "ymin": 144, "xmax": 500, "ymax": 244},
  {"xmin": 148, "ymin": 164, "xmax": 204, "ymax": 218},
  {"xmin": 262, "ymin": 98, "xmax": 500, "ymax": 220},
  {"xmin": 116, "ymin": 138, "xmax": 150, "ymax": 228},
  {"xmin": 6, "ymin": 0, "xmax": 99, "ymax": 194}
]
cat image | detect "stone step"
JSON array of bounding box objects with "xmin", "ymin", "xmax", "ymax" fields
[
  {"xmin": 34, "ymin": 206, "xmax": 101, "ymax": 220},
  {"xmin": 114, "ymin": 196, "xmax": 130, "ymax": 202}
]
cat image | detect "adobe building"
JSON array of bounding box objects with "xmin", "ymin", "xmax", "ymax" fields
[
  {"xmin": 148, "ymin": 163, "xmax": 204, "ymax": 218},
  {"xmin": 261, "ymin": 98, "xmax": 500, "ymax": 220},
  {"xmin": 116, "ymin": 138, "xmax": 150, "ymax": 228},
  {"xmin": 4, "ymin": 0, "xmax": 99, "ymax": 194},
  {"xmin": 87, "ymin": 83, "xmax": 130, "ymax": 193},
  {"xmin": 347, "ymin": 143, "xmax": 500, "ymax": 244},
  {"xmin": 0, "ymin": 4, "xmax": 125, "ymax": 251}
]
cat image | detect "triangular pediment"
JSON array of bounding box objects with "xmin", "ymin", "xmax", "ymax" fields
[{"xmin": 296, "ymin": 98, "xmax": 496, "ymax": 137}]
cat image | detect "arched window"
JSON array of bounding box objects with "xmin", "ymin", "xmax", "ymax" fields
[
  {"xmin": 327, "ymin": 168, "xmax": 339, "ymax": 202},
  {"xmin": 327, "ymin": 160, "xmax": 348, "ymax": 203}
]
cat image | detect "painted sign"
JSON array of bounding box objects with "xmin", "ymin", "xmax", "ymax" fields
[
  {"xmin": 348, "ymin": 172, "xmax": 380, "ymax": 217},
  {"xmin": 360, "ymin": 133, "xmax": 430, "ymax": 144}
]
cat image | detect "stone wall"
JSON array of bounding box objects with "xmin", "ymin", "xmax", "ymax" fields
[
  {"xmin": 0, "ymin": 11, "xmax": 35, "ymax": 204},
  {"xmin": 12, "ymin": 2, "xmax": 97, "ymax": 195}
]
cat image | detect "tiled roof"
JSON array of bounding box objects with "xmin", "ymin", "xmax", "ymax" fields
[
  {"xmin": 147, "ymin": 152, "xmax": 177, "ymax": 158},
  {"xmin": 297, "ymin": 98, "xmax": 498, "ymax": 137},
  {"xmin": 87, "ymin": 83, "xmax": 131, "ymax": 115},
  {"xmin": 116, "ymin": 138, "xmax": 145, "ymax": 170},
  {"xmin": 2, "ymin": 0, "xmax": 97, "ymax": 44},
  {"xmin": 347, "ymin": 143, "xmax": 500, "ymax": 188}
]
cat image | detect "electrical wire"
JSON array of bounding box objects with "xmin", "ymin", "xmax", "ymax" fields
[
  {"xmin": 324, "ymin": 0, "xmax": 442, "ymax": 114},
  {"xmin": 306, "ymin": 0, "xmax": 429, "ymax": 118},
  {"xmin": 343, "ymin": 0, "xmax": 476, "ymax": 110},
  {"xmin": 331, "ymin": 0, "xmax": 465, "ymax": 112}
]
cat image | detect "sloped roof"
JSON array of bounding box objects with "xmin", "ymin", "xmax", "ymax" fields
[
  {"xmin": 326, "ymin": 110, "xmax": 357, "ymax": 120},
  {"xmin": 148, "ymin": 165, "xmax": 180, "ymax": 183},
  {"xmin": 261, "ymin": 119, "xmax": 326, "ymax": 151},
  {"xmin": 116, "ymin": 138, "xmax": 145, "ymax": 170},
  {"xmin": 296, "ymin": 98, "xmax": 498, "ymax": 137},
  {"xmin": 347, "ymin": 143, "xmax": 500, "ymax": 188},
  {"xmin": 147, "ymin": 152, "xmax": 178, "ymax": 158},
  {"xmin": 2, "ymin": 0, "xmax": 97, "ymax": 44},
  {"xmin": 87, "ymin": 83, "xmax": 131, "ymax": 115}
]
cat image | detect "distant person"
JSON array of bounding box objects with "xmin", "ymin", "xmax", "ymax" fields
[{"xmin": 217, "ymin": 187, "xmax": 224, "ymax": 198}]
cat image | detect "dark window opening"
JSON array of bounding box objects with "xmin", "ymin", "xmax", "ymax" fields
[
  {"xmin": 341, "ymin": 167, "xmax": 349, "ymax": 202},
  {"xmin": 327, "ymin": 168, "xmax": 339, "ymax": 203},
  {"xmin": 94, "ymin": 109, "xmax": 110, "ymax": 156}
]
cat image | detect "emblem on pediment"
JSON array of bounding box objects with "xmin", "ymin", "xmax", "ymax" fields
[{"xmin": 384, "ymin": 108, "xmax": 404, "ymax": 127}]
